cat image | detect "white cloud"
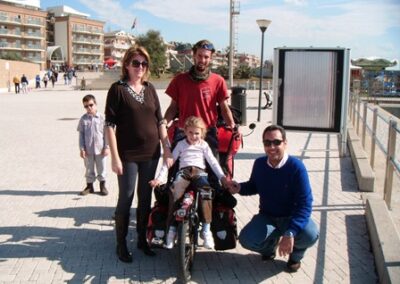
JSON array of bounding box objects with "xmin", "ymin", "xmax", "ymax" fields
[
  {"xmin": 236, "ymin": 1, "xmax": 400, "ymax": 59},
  {"xmin": 74, "ymin": 0, "xmax": 399, "ymax": 60},
  {"xmin": 284, "ymin": 0, "xmax": 308, "ymax": 6},
  {"xmin": 239, "ymin": 1, "xmax": 400, "ymax": 40},
  {"xmin": 78, "ymin": 0, "xmax": 136, "ymax": 31},
  {"xmin": 132, "ymin": 0, "xmax": 230, "ymax": 30}
]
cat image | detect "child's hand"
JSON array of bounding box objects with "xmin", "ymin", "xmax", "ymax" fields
[
  {"xmin": 220, "ymin": 176, "xmax": 230, "ymax": 189},
  {"xmin": 80, "ymin": 149, "xmax": 86, "ymax": 159},
  {"xmin": 149, "ymin": 179, "xmax": 160, "ymax": 188}
]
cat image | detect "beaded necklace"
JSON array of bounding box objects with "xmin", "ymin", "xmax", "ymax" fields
[{"xmin": 122, "ymin": 81, "xmax": 145, "ymax": 104}]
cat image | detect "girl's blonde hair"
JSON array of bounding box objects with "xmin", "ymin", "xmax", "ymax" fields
[
  {"xmin": 184, "ymin": 116, "xmax": 206, "ymax": 139},
  {"xmin": 121, "ymin": 45, "xmax": 151, "ymax": 82}
]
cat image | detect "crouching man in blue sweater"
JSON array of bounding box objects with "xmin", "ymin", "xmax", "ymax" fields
[{"xmin": 229, "ymin": 125, "xmax": 319, "ymax": 273}]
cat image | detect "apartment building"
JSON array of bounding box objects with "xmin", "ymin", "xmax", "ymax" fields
[
  {"xmin": 47, "ymin": 6, "xmax": 104, "ymax": 71},
  {"xmin": 237, "ymin": 52, "xmax": 260, "ymax": 68},
  {"xmin": 0, "ymin": 0, "xmax": 47, "ymax": 69},
  {"xmin": 104, "ymin": 30, "xmax": 135, "ymax": 68}
]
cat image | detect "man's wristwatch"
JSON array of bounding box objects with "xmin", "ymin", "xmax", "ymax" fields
[{"xmin": 284, "ymin": 231, "xmax": 294, "ymax": 238}]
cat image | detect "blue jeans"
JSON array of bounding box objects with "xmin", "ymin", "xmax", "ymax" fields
[
  {"xmin": 171, "ymin": 167, "xmax": 210, "ymax": 201},
  {"xmin": 115, "ymin": 159, "xmax": 159, "ymax": 237},
  {"xmin": 239, "ymin": 213, "xmax": 319, "ymax": 262}
]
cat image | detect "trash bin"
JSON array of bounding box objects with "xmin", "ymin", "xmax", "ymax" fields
[{"xmin": 231, "ymin": 86, "xmax": 247, "ymax": 125}]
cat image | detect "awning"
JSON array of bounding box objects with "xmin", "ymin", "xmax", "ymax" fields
[{"xmin": 104, "ymin": 58, "xmax": 117, "ymax": 66}]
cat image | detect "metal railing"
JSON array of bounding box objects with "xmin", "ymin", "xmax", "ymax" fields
[{"xmin": 349, "ymin": 94, "xmax": 400, "ymax": 209}]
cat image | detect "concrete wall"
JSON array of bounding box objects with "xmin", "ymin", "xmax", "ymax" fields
[{"xmin": 0, "ymin": 59, "xmax": 41, "ymax": 93}]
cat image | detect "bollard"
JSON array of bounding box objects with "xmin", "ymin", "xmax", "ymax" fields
[{"xmin": 80, "ymin": 77, "xmax": 86, "ymax": 90}]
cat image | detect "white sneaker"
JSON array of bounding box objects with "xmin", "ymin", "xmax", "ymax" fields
[
  {"xmin": 201, "ymin": 230, "xmax": 214, "ymax": 249},
  {"xmin": 152, "ymin": 237, "xmax": 164, "ymax": 246},
  {"xmin": 164, "ymin": 227, "xmax": 176, "ymax": 249}
]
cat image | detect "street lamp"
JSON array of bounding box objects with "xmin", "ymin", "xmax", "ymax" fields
[{"xmin": 256, "ymin": 19, "xmax": 271, "ymax": 122}]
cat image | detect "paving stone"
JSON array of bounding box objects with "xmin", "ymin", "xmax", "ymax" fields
[{"xmin": 0, "ymin": 82, "xmax": 379, "ymax": 283}]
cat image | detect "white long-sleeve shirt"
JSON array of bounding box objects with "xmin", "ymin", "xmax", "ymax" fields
[{"xmin": 156, "ymin": 139, "xmax": 225, "ymax": 181}]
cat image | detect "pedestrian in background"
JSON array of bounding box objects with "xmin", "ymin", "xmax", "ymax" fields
[
  {"xmin": 12, "ymin": 76, "xmax": 20, "ymax": 94},
  {"xmin": 20, "ymin": 74, "xmax": 28, "ymax": 94},
  {"xmin": 50, "ymin": 73, "xmax": 56, "ymax": 88},
  {"xmin": 35, "ymin": 75, "xmax": 41, "ymax": 89},
  {"xmin": 42, "ymin": 73, "xmax": 49, "ymax": 88}
]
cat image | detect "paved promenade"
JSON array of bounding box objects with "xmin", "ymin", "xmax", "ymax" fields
[{"xmin": 0, "ymin": 82, "xmax": 378, "ymax": 283}]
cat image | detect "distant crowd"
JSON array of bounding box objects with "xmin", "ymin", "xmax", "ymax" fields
[{"xmin": 12, "ymin": 66, "xmax": 77, "ymax": 94}]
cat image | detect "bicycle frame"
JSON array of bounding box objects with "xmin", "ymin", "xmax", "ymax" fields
[{"xmin": 176, "ymin": 189, "xmax": 205, "ymax": 282}]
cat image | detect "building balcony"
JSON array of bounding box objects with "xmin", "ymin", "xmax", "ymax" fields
[
  {"xmin": 73, "ymin": 54, "xmax": 102, "ymax": 61},
  {"xmin": 72, "ymin": 28, "xmax": 103, "ymax": 35},
  {"xmin": 73, "ymin": 47, "xmax": 102, "ymax": 54},
  {"xmin": 73, "ymin": 58, "xmax": 102, "ymax": 65},
  {"xmin": 0, "ymin": 30, "xmax": 22, "ymax": 38},
  {"xmin": 111, "ymin": 43, "xmax": 130, "ymax": 49},
  {"xmin": 23, "ymin": 44, "xmax": 45, "ymax": 51},
  {"xmin": 0, "ymin": 15, "xmax": 22, "ymax": 25},
  {"xmin": 0, "ymin": 43, "xmax": 22, "ymax": 50},
  {"xmin": 73, "ymin": 48, "xmax": 91, "ymax": 54},
  {"xmin": 72, "ymin": 38, "xmax": 103, "ymax": 45},
  {"xmin": 24, "ymin": 19, "xmax": 44, "ymax": 27},
  {"xmin": 22, "ymin": 32, "xmax": 43, "ymax": 39},
  {"xmin": 25, "ymin": 56, "xmax": 44, "ymax": 63},
  {"xmin": 111, "ymin": 50, "xmax": 125, "ymax": 56}
]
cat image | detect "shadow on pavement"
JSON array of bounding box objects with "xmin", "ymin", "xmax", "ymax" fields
[
  {"xmin": 0, "ymin": 223, "xmax": 287, "ymax": 283},
  {"xmin": 37, "ymin": 206, "xmax": 116, "ymax": 227},
  {"xmin": 0, "ymin": 189, "xmax": 78, "ymax": 196}
]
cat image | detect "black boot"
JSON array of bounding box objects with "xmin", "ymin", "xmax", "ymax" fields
[
  {"xmin": 99, "ymin": 181, "xmax": 108, "ymax": 196},
  {"xmin": 79, "ymin": 183, "xmax": 94, "ymax": 195},
  {"xmin": 115, "ymin": 214, "xmax": 133, "ymax": 263},
  {"xmin": 137, "ymin": 234, "xmax": 156, "ymax": 256}
]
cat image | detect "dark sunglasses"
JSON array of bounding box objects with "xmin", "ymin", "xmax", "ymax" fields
[
  {"xmin": 131, "ymin": 60, "xmax": 148, "ymax": 68},
  {"xmin": 84, "ymin": 104, "xmax": 94, "ymax": 108},
  {"xmin": 263, "ymin": 139, "xmax": 283, "ymax": 147}
]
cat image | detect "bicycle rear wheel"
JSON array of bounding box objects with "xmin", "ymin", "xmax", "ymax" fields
[{"xmin": 177, "ymin": 220, "xmax": 195, "ymax": 282}]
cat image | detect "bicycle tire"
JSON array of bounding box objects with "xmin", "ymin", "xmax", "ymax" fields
[{"xmin": 177, "ymin": 220, "xmax": 195, "ymax": 282}]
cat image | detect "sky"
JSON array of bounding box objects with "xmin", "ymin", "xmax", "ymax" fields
[{"xmin": 40, "ymin": 0, "xmax": 400, "ymax": 69}]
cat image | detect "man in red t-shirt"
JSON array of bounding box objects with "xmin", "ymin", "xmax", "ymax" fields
[
  {"xmin": 164, "ymin": 39, "xmax": 235, "ymax": 137},
  {"xmin": 163, "ymin": 40, "xmax": 237, "ymax": 232}
]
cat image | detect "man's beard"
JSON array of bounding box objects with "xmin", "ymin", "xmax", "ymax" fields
[
  {"xmin": 195, "ymin": 62, "xmax": 208, "ymax": 74},
  {"xmin": 189, "ymin": 64, "xmax": 211, "ymax": 82}
]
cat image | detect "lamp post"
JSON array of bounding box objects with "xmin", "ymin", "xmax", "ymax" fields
[{"xmin": 256, "ymin": 19, "xmax": 271, "ymax": 122}]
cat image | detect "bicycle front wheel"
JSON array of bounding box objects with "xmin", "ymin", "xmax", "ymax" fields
[{"xmin": 177, "ymin": 220, "xmax": 195, "ymax": 282}]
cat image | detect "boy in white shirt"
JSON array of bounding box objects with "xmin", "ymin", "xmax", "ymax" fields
[{"xmin": 77, "ymin": 94, "xmax": 110, "ymax": 196}]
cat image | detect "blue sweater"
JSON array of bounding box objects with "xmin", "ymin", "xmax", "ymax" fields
[{"xmin": 240, "ymin": 155, "xmax": 313, "ymax": 236}]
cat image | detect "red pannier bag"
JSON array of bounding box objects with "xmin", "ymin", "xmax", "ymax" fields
[
  {"xmin": 146, "ymin": 185, "xmax": 169, "ymax": 247},
  {"xmin": 211, "ymin": 205, "xmax": 238, "ymax": 250},
  {"xmin": 146, "ymin": 202, "xmax": 168, "ymax": 247}
]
